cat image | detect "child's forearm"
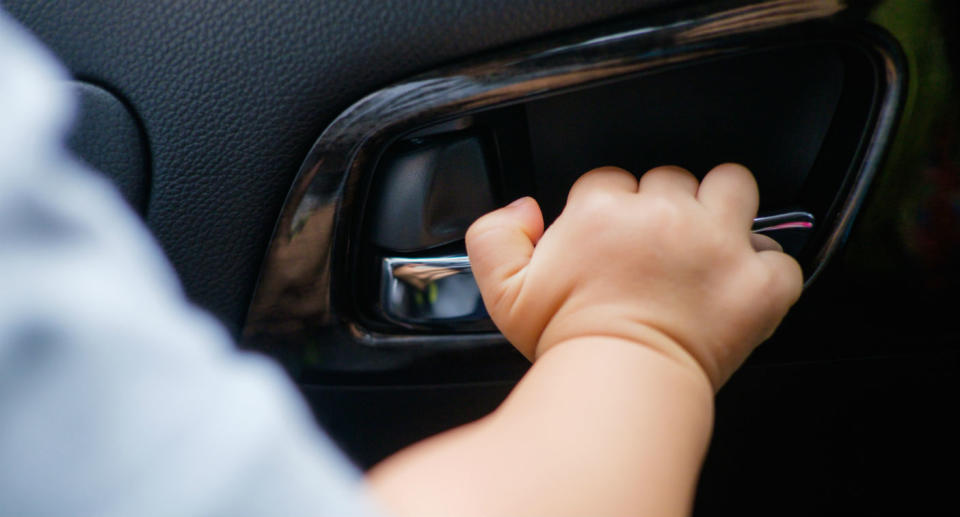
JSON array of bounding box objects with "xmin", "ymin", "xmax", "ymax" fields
[
  {"xmin": 368, "ymin": 165, "xmax": 801, "ymax": 515},
  {"xmin": 367, "ymin": 337, "xmax": 714, "ymax": 517}
]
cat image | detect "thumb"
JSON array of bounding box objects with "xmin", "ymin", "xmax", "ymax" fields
[{"xmin": 465, "ymin": 197, "xmax": 544, "ymax": 316}]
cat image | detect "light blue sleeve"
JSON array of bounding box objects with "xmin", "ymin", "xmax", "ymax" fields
[{"xmin": 0, "ymin": 12, "xmax": 383, "ymax": 517}]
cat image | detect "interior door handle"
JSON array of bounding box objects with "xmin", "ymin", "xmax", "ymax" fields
[
  {"xmin": 380, "ymin": 211, "xmax": 814, "ymax": 330},
  {"xmin": 752, "ymin": 211, "xmax": 814, "ymax": 233},
  {"xmin": 381, "ymin": 255, "xmax": 491, "ymax": 331}
]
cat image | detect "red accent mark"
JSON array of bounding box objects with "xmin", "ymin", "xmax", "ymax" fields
[{"xmin": 758, "ymin": 221, "xmax": 813, "ymax": 232}]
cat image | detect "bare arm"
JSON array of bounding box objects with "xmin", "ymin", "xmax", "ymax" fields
[
  {"xmin": 369, "ymin": 336, "xmax": 713, "ymax": 517},
  {"xmin": 367, "ymin": 164, "xmax": 802, "ymax": 516}
]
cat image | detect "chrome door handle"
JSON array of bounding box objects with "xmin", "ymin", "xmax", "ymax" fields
[{"xmin": 380, "ymin": 255, "xmax": 493, "ymax": 331}]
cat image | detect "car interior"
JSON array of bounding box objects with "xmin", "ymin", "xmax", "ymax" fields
[{"xmin": 5, "ymin": 0, "xmax": 958, "ymax": 513}]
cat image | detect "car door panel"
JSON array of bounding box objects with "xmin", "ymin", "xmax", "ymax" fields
[{"xmin": 4, "ymin": 0, "xmax": 958, "ymax": 514}]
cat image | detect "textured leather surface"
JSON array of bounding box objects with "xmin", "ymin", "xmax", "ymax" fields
[
  {"xmin": 68, "ymin": 81, "xmax": 149, "ymax": 214},
  {"xmin": 2, "ymin": 0, "xmax": 689, "ymax": 334}
]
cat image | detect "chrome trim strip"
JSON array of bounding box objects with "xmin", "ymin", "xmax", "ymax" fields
[{"xmin": 242, "ymin": 0, "xmax": 902, "ymax": 348}]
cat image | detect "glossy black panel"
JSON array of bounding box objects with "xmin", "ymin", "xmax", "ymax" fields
[{"xmin": 244, "ymin": 0, "xmax": 903, "ymax": 384}]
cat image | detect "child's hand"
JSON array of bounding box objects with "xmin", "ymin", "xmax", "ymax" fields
[{"xmin": 466, "ymin": 164, "xmax": 802, "ymax": 390}]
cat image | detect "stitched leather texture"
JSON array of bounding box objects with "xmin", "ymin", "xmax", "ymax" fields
[{"xmin": 2, "ymin": 0, "xmax": 686, "ymax": 335}]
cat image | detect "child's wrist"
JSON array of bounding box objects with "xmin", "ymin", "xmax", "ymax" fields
[
  {"xmin": 534, "ymin": 333, "xmax": 716, "ymax": 409},
  {"xmin": 536, "ymin": 304, "xmax": 717, "ymax": 392}
]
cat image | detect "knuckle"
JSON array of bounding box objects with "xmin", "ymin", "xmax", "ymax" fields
[
  {"xmin": 740, "ymin": 267, "xmax": 780, "ymax": 316},
  {"xmin": 756, "ymin": 256, "xmax": 803, "ymax": 306},
  {"xmin": 572, "ymin": 166, "xmax": 632, "ymax": 190},
  {"xmin": 465, "ymin": 212, "xmax": 498, "ymax": 243},
  {"xmin": 757, "ymin": 264, "xmax": 779, "ymax": 293},
  {"xmin": 642, "ymin": 196, "xmax": 683, "ymax": 228},
  {"xmin": 573, "ymin": 189, "xmax": 621, "ymax": 218},
  {"xmin": 707, "ymin": 163, "xmax": 756, "ymax": 188}
]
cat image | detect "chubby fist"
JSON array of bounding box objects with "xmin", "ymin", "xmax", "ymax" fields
[{"xmin": 465, "ymin": 164, "xmax": 803, "ymax": 390}]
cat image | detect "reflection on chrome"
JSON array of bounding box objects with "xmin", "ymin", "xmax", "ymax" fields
[{"xmin": 380, "ymin": 256, "xmax": 491, "ymax": 330}]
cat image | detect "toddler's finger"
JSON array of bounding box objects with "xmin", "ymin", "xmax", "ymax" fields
[
  {"xmin": 697, "ymin": 163, "xmax": 759, "ymax": 229},
  {"xmin": 638, "ymin": 165, "xmax": 699, "ymax": 198},
  {"xmin": 466, "ymin": 196, "xmax": 544, "ymax": 298},
  {"xmin": 567, "ymin": 166, "xmax": 638, "ymax": 202},
  {"xmin": 750, "ymin": 233, "xmax": 783, "ymax": 253},
  {"xmin": 756, "ymin": 250, "xmax": 804, "ymax": 308}
]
